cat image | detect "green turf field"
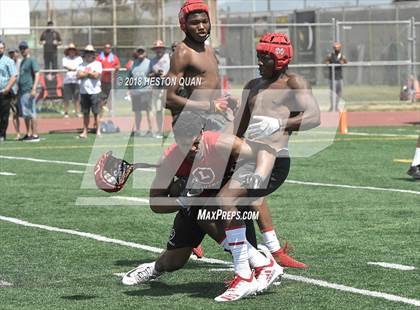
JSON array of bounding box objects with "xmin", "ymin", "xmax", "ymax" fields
[{"xmin": 0, "ymin": 126, "xmax": 419, "ymax": 309}]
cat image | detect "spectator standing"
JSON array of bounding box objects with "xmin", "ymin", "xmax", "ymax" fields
[
  {"xmin": 96, "ymin": 43, "xmax": 120, "ymax": 113},
  {"xmin": 39, "ymin": 21, "xmax": 62, "ymax": 70},
  {"xmin": 8, "ymin": 48, "xmax": 21, "ymax": 140},
  {"xmin": 62, "ymin": 43, "xmax": 83, "ymax": 118},
  {"xmin": 325, "ymin": 42, "xmax": 347, "ymax": 112},
  {"xmin": 149, "ymin": 40, "xmax": 170, "ymax": 138},
  {"xmin": 125, "ymin": 49, "xmax": 138, "ymax": 72},
  {"xmin": 128, "ymin": 46, "xmax": 152, "ymax": 136},
  {"xmin": 77, "ymin": 45, "xmax": 102, "ymax": 138},
  {"xmin": 18, "ymin": 41, "xmax": 40, "ymax": 142},
  {"xmin": 0, "ymin": 40, "xmax": 17, "ymax": 142}
]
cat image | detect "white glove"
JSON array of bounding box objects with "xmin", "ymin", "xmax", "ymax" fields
[
  {"xmin": 246, "ymin": 115, "xmax": 282, "ymax": 140},
  {"xmin": 241, "ymin": 173, "xmax": 264, "ymax": 189}
]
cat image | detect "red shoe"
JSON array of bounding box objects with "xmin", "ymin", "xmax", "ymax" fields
[
  {"xmin": 271, "ymin": 242, "xmax": 308, "ymax": 269},
  {"xmin": 192, "ymin": 244, "xmax": 204, "ymax": 258}
]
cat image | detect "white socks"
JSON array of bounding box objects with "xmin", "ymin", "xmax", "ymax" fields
[
  {"xmin": 412, "ymin": 148, "xmax": 420, "ymax": 167},
  {"xmin": 220, "ymin": 236, "xmax": 271, "ymax": 273},
  {"xmin": 262, "ymin": 228, "xmax": 281, "ymax": 253},
  {"xmin": 225, "ymin": 226, "xmax": 252, "ymax": 278},
  {"xmin": 247, "ymin": 241, "xmax": 270, "ymax": 268}
]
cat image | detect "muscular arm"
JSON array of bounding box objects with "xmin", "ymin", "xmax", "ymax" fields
[
  {"xmin": 149, "ymin": 156, "xmax": 183, "ymax": 214},
  {"xmin": 232, "ymin": 80, "xmax": 255, "ymax": 138},
  {"xmin": 284, "ymin": 75, "xmax": 321, "ymax": 131},
  {"xmin": 165, "ymin": 46, "xmax": 211, "ymax": 112}
]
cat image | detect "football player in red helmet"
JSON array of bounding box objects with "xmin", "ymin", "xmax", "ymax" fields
[
  {"xmin": 166, "ymin": 0, "xmax": 237, "ymax": 130},
  {"xmin": 213, "ymin": 32, "xmax": 321, "ymax": 301}
]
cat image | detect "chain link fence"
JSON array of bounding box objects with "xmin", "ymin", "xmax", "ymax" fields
[{"xmin": 1, "ymin": 17, "xmax": 419, "ymax": 108}]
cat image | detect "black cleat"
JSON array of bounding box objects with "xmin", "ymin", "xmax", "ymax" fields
[{"xmin": 407, "ymin": 165, "xmax": 420, "ymax": 179}]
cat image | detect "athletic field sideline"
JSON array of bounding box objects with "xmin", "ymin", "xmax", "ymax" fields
[{"xmin": 0, "ymin": 126, "xmax": 419, "ymax": 309}]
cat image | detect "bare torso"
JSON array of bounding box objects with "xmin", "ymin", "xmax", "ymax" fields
[
  {"xmin": 166, "ymin": 41, "xmax": 222, "ymax": 116},
  {"xmin": 236, "ymin": 72, "xmax": 307, "ymax": 152}
]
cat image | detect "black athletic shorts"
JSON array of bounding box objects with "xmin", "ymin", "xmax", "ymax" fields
[
  {"xmin": 63, "ymin": 83, "xmax": 80, "ymax": 102},
  {"xmin": 231, "ymin": 150, "xmax": 291, "ymax": 198},
  {"xmin": 166, "ymin": 207, "xmax": 257, "ymax": 250},
  {"xmin": 80, "ymin": 93, "xmax": 101, "ymax": 115},
  {"xmin": 166, "ymin": 207, "xmax": 205, "ymax": 250},
  {"xmin": 131, "ymin": 91, "xmax": 152, "ymax": 112}
]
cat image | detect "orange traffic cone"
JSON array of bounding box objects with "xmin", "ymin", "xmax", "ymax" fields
[{"xmin": 339, "ymin": 111, "xmax": 348, "ymax": 134}]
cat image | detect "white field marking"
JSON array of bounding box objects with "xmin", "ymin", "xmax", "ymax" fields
[
  {"xmin": 348, "ymin": 132, "xmax": 419, "ymax": 138},
  {"xmin": 286, "ymin": 180, "xmax": 420, "ymax": 196},
  {"xmin": 67, "ymin": 170, "xmax": 84, "ymax": 174},
  {"xmin": 0, "ymin": 172, "xmax": 16, "ymax": 176},
  {"xmin": 394, "ymin": 159, "xmax": 413, "ymax": 164},
  {"xmin": 284, "ymin": 274, "xmax": 420, "ymax": 307},
  {"xmin": 2, "ymin": 155, "xmax": 420, "ymax": 197},
  {"xmin": 113, "ymin": 273, "xmax": 126, "ymax": 278},
  {"xmin": 208, "ymin": 268, "xmax": 234, "ymax": 272},
  {"xmin": 0, "ymin": 155, "xmax": 92, "ymax": 167},
  {"xmin": 367, "ymin": 262, "xmax": 416, "ymax": 271},
  {"xmin": 1, "ymin": 215, "xmax": 420, "ymax": 307},
  {"xmin": 0, "ymin": 280, "xmax": 12, "ymax": 287},
  {"xmin": 0, "ymin": 155, "xmax": 155, "ymax": 172},
  {"xmin": 75, "ymin": 196, "xmax": 150, "ymax": 206}
]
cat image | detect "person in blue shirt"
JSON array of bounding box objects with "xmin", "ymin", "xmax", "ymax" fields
[{"xmin": 0, "ymin": 40, "xmax": 17, "ymax": 142}]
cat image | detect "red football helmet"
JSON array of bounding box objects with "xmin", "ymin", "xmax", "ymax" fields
[
  {"xmin": 178, "ymin": 0, "xmax": 210, "ymax": 32},
  {"xmin": 256, "ymin": 33, "xmax": 293, "ymax": 70}
]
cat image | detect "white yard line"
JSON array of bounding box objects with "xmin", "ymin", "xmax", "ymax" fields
[
  {"xmin": 0, "ymin": 280, "xmax": 12, "ymax": 287},
  {"xmin": 75, "ymin": 197, "xmax": 150, "ymax": 206},
  {"xmin": 0, "ymin": 155, "xmax": 156, "ymax": 172},
  {"xmin": 284, "ymin": 274, "xmax": 420, "ymax": 307},
  {"xmin": 286, "ymin": 180, "xmax": 420, "ymax": 196},
  {"xmin": 2, "ymin": 155, "xmax": 420, "ymax": 197},
  {"xmin": 208, "ymin": 268, "xmax": 234, "ymax": 272},
  {"xmin": 1, "ymin": 214, "xmax": 419, "ymax": 307},
  {"xmin": 67, "ymin": 170, "xmax": 85, "ymax": 174},
  {"xmin": 367, "ymin": 262, "xmax": 416, "ymax": 271},
  {"xmin": 113, "ymin": 273, "xmax": 126, "ymax": 278},
  {"xmin": 0, "ymin": 155, "xmax": 92, "ymax": 167},
  {"xmin": 348, "ymin": 132, "xmax": 419, "ymax": 138},
  {"xmin": 0, "ymin": 172, "xmax": 16, "ymax": 176}
]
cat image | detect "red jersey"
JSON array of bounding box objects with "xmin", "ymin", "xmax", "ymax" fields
[
  {"xmin": 162, "ymin": 131, "xmax": 229, "ymax": 189},
  {"xmin": 96, "ymin": 52, "xmax": 120, "ymax": 83}
]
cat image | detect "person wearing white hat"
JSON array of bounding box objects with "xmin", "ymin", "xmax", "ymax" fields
[
  {"xmin": 149, "ymin": 40, "xmax": 170, "ymax": 138},
  {"xmin": 76, "ymin": 45, "xmax": 102, "ymax": 138},
  {"xmin": 62, "ymin": 43, "xmax": 83, "ymax": 118}
]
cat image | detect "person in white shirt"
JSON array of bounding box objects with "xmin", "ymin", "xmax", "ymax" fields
[
  {"xmin": 149, "ymin": 40, "xmax": 170, "ymax": 138},
  {"xmin": 76, "ymin": 45, "xmax": 102, "ymax": 138},
  {"xmin": 62, "ymin": 43, "xmax": 83, "ymax": 118}
]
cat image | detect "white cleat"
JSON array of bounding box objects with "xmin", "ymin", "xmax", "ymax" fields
[
  {"xmin": 214, "ymin": 273, "xmax": 259, "ymax": 302},
  {"xmin": 255, "ymin": 245, "xmax": 284, "ymax": 292},
  {"xmin": 121, "ymin": 262, "xmax": 161, "ymax": 285}
]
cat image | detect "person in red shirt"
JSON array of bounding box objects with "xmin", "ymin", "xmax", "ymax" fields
[
  {"xmin": 121, "ymin": 111, "xmax": 277, "ymax": 290},
  {"xmin": 125, "ymin": 49, "xmax": 138, "ymax": 72},
  {"xmin": 96, "ymin": 43, "xmax": 120, "ymax": 113}
]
